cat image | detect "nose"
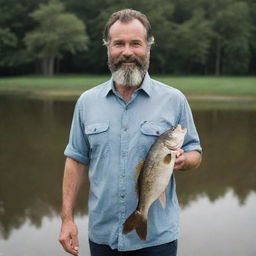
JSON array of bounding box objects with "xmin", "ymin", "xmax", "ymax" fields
[{"xmin": 122, "ymin": 44, "xmax": 133, "ymax": 57}]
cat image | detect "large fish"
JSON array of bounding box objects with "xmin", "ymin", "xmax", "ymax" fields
[{"xmin": 123, "ymin": 124, "xmax": 187, "ymax": 240}]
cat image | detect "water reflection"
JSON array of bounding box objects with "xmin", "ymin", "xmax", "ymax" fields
[
  {"xmin": 179, "ymin": 190, "xmax": 256, "ymax": 256},
  {"xmin": 0, "ymin": 96, "xmax": 89, "ymax": 239},
  {"xmin": 0, "ymin": 95, "xmax": 255, "ymax": 243},
  {"xmin": 176, "ymin": 109, "xmax": 256, "ymax": 206}
]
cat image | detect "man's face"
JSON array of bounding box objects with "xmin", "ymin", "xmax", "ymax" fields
[{"xmin": 107, "ymin": 19, "xmax": 150, "ymax": 87}]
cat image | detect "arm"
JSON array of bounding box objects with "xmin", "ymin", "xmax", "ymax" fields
[
  {"xmin": 174, "ymin": 149, "xmax": 202, "ymax": 171},
  {"xmin": 59, "ymin": 157, "xmax": 86, "ymax": 256}
]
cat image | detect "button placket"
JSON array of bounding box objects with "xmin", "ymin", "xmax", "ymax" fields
[{"xmin": 118, "ymin": 105, "xmax": 129, "ymax": 250}]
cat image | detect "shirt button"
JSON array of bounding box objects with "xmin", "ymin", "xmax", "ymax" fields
[
  {"xmin": 120, "ymin": 194, "xmax": 125, "ymax": 199},
  {"xmin": 123, "ymin": 127, "xmax": 127, "ymax": 131},
  {"xmin": 156, "ymin": 130, "xmax": 160, "ymax": 135}
]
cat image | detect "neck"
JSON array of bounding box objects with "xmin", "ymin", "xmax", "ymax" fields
[{"xmin": 115, "ymin": 83, "xmax": 140, "ymax": 102}]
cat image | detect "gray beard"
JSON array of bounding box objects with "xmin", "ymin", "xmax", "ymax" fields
[{"xmin": 111, "ymin": 65, "xmax": 145, "ymax": 87}]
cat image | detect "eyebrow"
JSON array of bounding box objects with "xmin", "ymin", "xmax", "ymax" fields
[{"xmin": 112, "ymin": 39, "xmax": 144, "ymax": 43}]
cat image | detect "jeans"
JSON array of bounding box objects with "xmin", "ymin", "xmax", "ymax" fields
[{"xmin": 89, "ymin": 240, "xmax": 177, "ymax": 256}]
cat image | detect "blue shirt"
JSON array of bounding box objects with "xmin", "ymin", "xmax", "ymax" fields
[{"xmin": 64, "ymin": 73, "xmax": 202, "ymax": 251}]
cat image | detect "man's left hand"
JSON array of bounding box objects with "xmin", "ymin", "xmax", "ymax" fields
[
  {"xmin": 174, "ymin": 149, "xmax": 202, "ymax": 171},
  {"xmin": 174, "ymin": 148, "xmax": 185, "ymax": 171}
]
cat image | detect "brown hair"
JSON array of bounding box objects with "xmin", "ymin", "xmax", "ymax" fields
[{"xmin": 103, "ymin": 9, "xmax": 154, "ymax": 46}]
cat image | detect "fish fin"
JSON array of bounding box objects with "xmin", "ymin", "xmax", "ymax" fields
[
  {"xmin": 159, "ymin": 192, "xmax": 166, "ymax": 209},
  {"xmin": 135, "ymin": 160, "xmax": 144, "ymax": 196},
  {"xmin": 123, "ymin": 211, "xmax": 147, "ymax": 240},
  {"xmin": 163, "ymin": 153, "xmax": 172, "ymax": 164}
]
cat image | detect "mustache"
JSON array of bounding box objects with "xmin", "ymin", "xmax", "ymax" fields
[{"xmin": 113, "ymin": 56, "xmax": 143, "ymax": 68}]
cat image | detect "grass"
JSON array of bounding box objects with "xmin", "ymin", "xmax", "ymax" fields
[
  {"xmin": 0, "ymin": 74, "xmax": 256, "ymax": 101},
  {"xmin": 153, "ymin": 75, "xmax": 256, "ymax": 96}
]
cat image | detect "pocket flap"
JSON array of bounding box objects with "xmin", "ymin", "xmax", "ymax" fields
[
  {"xmin": 140, "ymin": 121, "xmax": 167, "ymax": 136},
  {"xmin": 85, "ymin": 122, "xmax": 109, "ymax": 135}
]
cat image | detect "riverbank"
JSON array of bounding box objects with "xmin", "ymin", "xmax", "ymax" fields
[{"xmin": 0, "ymin": 75, "xmax": 256, "ymax": 109}]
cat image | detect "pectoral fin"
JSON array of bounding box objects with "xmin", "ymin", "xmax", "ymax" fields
[
  {"xmin": 163, "ymin": 153, "xmax": 172, "ymax": 164},
  {"xmin": 135, "ymin": 160, "xmax": 144, "ymax": 197},
  {"xmin": 159, "ymin": 192, "xmax": 166, "ymax": 209}
]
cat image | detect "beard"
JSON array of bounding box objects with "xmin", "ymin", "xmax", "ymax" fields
[{"xmin": 108, "ymin": 52, "xmax": 150, "ymax": 87}]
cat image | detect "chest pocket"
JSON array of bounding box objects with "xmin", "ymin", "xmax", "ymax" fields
[
  {"xmin": 84, "ymin": 122, "xmax": 110, "ymax": 157},
  {"xmin": 139, "ymin": 121, "xmax": 171, "ymax": 157}
]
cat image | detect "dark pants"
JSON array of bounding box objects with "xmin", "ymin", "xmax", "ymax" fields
[{"xmin": 89, "ymin": 240, "xmax": 177, "ymax": 256}]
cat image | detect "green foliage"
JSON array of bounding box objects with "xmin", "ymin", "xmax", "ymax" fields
[
  {"xmin": 0, "ymin": 0, "xmax": 256, "ymax": 75},
  {"xmin": 0, "ymin": 28, "xmax": 18, "ymax": 66},
  {"xmin": 24, "ymin": 0, "xmax": 88, "ymax": 60},
  {"xmin": 172, "ymin": 9, "xmax": 213, "ymax": 72},
  {"xmin": 211, "ymin": 1, "xmax": 251, "ymax": 74}
]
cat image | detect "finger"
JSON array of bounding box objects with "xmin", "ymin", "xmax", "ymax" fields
[
  {"xmin": 176, "ymin": 148, "xmax": 184, "ymax": 158},
  {"xmin": 175, "ymin": 156, "xmax": 183, "ymax": 164},
  {"xmin": 71, "ymin": 233, "xmax": 79, "ymax": 252},
  {"xmin": 60, "ymin": 238, "xmax": 79, "ymax": 256},
  {"xmin": 174, "ymin": 163, "xmax": 182, "ymax": 171}
]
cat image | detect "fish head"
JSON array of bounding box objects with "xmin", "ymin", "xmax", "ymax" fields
[{"xmin": 164, "ymin": 124, "xmax": 187, "ymax": 150}]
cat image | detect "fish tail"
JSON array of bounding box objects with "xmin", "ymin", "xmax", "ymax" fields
[{"xmin": 123, "ymin": 210, "xmax": 147, "ymax": 240}]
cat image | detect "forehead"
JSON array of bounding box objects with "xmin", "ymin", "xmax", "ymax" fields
[{"xmin": 109, "ymin": 19, "xmax": 147, "ymax": 42}]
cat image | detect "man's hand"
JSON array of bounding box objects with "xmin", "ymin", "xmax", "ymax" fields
[
  {"xmin": 174, "ymin": 149, "xmax": 202, "ymax": 171},
  {"xmin": 59, "ymin": 220, "xmax": 79, "ymax": 256},
  {"xmin": 174, "ymin": 148, "xmax": 185, "ymax": 171}
]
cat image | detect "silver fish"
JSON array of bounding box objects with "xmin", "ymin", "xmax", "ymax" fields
[{"xmin": 123, "ymin": 124, "xmax": 187, "ymax": 240}]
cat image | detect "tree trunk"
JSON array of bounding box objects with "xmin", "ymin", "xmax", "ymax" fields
[
  {"xmin": 40, "ymin": 57, "xmax": 55, "ymax": 77},
  {"xmin": 215, "ymin": 39, "xmax": 221, "ymax": 76},
  {"xmin": 41, "ymin": 59, "xmax": 48, "ymax": 76},
  {"xmin": 48, "ymin": 57, "xmax": 55, "ymax": 77},
  {"xmin": 56, "ymin": 59, "xmax": 60, "ymax": 75}
]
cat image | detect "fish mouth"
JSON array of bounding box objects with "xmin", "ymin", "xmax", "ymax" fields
[{"xmin": 173, "ymin": 124, "xmax": 186, "ymax": 132}]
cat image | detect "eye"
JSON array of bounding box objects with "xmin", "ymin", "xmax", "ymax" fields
[
  {"xmin": 113, "ymin": 41, "xmax": 124, "ymax": 47},
  {"xmin": 131, "ymin": 41, "xmax": 141, "ymax": 47}
]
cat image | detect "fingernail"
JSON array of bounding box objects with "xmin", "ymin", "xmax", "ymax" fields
[{"xmin": 74, "ymin": 246, "xmax": 79, "ymax": 250}]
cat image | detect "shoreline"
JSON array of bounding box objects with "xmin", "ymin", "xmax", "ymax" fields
[{"xmin": 1, "ymin": 89, "xmax": 256, "ymax": 110}]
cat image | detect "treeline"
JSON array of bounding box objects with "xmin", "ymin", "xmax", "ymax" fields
[{"xmin": 0, "ymin": 0, "xmax": 256, "ymax": 76}]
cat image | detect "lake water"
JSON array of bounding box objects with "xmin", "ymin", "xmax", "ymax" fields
[{"xmin": 0, "ymin": 95, "xmax": 256, "ymax": 256}]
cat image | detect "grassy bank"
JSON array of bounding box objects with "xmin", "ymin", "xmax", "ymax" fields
[{"xmin": 0, "ymin": 75, "xmax": 256, "ymax": 100}]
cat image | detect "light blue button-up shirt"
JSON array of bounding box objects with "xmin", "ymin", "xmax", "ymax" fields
[{"xmin": 64, "ymin": 73, "xmax": 202, "ymax": 251}]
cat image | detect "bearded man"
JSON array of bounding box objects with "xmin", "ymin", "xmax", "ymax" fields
[{"xmin": 59, "ymin": 9, "xmax": 202, "ymax": 256}]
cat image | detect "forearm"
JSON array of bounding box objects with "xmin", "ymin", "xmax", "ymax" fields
[
  {"xmin": 61, "ymin": 157, "xmax": 86, "ymax": 222},
  {"xmin": 174, "ymin": 150, "xmax": 202, "ymax": 171}
]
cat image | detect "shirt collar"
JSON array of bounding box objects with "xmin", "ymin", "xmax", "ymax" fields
[{"xmin": 103, "ymin": 72, "xmax": 152, "ymax": 97}]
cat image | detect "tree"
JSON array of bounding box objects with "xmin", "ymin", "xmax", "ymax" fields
[
  {"xmin": 0, "ymin": 0, "xmax": 45, "ymax": 75},
  {"xmin": 0, "ymin": 28, "xmax": 18, "ymax": 66},
  {"xmin": 24, "ymin": 0, "xmax": 88, "ymax": 76},
  {"xmin": 210, "ymin": 0, "xmax": 251, "ymax": 75},
  {"xmin": 171, "ymin": 9, "xmax": 213, "ymax": 74}
]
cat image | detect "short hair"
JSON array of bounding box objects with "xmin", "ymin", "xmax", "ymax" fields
[{"xmin": 103, "ymin": 9, "xmax": 154, "ymax": 47}]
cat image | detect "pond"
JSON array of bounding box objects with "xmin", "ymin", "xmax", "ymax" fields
[{"xmin": 0, "ymin": 95, "xmax": 255, "ymax": 256}]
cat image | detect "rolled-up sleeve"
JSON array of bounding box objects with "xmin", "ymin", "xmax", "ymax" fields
[
  {"xmin": 64, "ymin": 97, "xmax": 90, "ymax": 164},
  {"xmin": 178, "ymin": 95, "xmax": 202, "ymax": 153}
]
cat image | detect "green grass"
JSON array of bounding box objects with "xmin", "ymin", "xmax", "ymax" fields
[
  {"xmin": 0, "ymin": 74, "xmax": 255, "ymax": 98},
  {"xmin": 0, "ymin": 75, "xmax": 109, "ymax": 90},
  {"xmin": 153, "ymin": 75, "xmax": 256, "ymax": 96}
]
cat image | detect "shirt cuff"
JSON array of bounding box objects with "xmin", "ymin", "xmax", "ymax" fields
[
  {"xmin": 64, "ymin": 146, "xmax": 89, "ymax": 165},
  {"xmin": 182, "ymin": 144, "xmax": 202, "ymax": 153}
]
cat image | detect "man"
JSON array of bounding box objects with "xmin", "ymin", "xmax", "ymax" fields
[{"xmin": 59, "ymin": 9, "xmax": 202, "ymax": 256}]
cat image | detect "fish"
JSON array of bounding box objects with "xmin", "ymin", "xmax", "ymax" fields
[{"xmin": 123, "ymin": 124, "xmax": 187, "ymax": 240}]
